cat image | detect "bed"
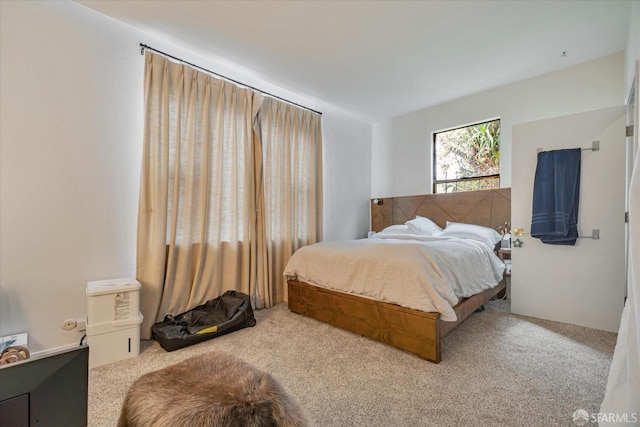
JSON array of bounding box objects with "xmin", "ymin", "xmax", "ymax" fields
[{"xmin": 285, "ymin": 188, "xmax": 510, "ymax": 363}]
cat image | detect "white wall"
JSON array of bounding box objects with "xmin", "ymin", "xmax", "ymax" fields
[
  {"xmin": 0, "ymin": 1, "xmax": 142, "ymax": 353},
  {"xmin": 512, "ymin": 107, "xmax": 626, "ymax": 332},
  {"xmin": 624, "ymin": 1, "xmax": 640, "ymax": 100},
  {"xmin": 322, "ymin": 115, "xmax": 372, "ymax": 241},
  {"xmin": 371, "ymin": 53, "xmax": 625, "ymax": 198},
  {"xmin": 0, "ymin": 1, "xmax": 370, "ymax": 353}
]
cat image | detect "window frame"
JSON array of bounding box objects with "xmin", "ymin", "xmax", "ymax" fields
[{"xmin": 432, "ymin": 118, "xmax": 501, "ymax": 194}]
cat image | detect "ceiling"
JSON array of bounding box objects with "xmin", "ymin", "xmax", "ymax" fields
[{"xmin": 76, "ymin": 0, "xmax": 633, "ymax": 123}]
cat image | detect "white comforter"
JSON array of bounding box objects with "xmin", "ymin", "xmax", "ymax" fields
[{"xmin": 283, "ymin": 233, "xmax": 505, "ymax": 322}]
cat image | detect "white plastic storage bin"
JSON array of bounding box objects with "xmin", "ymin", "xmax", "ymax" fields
[
  {"xmin": 86, "ymin": 313, "xmax": 143, "ymax": 368},
  {"xmin": 86, "ymin": 278, "xmax": 141, "ymax": 324},
  {"xmin": 86, "ymin": 278, "xmax": 143, "ymax": 368}
]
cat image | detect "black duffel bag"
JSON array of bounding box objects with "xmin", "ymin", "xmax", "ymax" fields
[{"xmin": 151, "ymin": 290, "xmax": 257, "ymax": 352}]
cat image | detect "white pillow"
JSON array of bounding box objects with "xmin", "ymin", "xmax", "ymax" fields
[
  {"xmin": 405, "ymin": 216, "xmax": 443, "ymax": 236},
  {"xmin": 440, "ymin": 221, "xmax": 502, "ymax": 248},
  {"xmin": 375, "ymin": 224, "xmax": 414, "ymax": 236}
]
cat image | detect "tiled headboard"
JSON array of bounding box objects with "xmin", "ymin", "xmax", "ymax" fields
[{"xmin": 371, "ymin": 188, "xmax": 511, "ymax": 232}]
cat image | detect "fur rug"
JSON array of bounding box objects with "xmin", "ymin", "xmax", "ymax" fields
[{"xmin": 117, "ymin": 350, "xmax": 311, "ymax": 427}]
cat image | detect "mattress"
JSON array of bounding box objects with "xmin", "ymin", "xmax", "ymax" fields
[{"xmin": 283, "ymin": 233, "xmax": 505, "ymax": 322}]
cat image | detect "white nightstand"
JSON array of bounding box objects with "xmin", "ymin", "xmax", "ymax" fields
[{"xmin": 498, "ymin": 248, "xmax": 511, "ymax": 299}]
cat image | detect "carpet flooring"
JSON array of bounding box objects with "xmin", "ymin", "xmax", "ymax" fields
[{"xmin": 88, "ymin": 300, "xmax": 616, "ymax": 426}]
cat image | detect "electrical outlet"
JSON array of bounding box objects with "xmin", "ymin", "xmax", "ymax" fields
[
  {"xmin": 76, "ymin": 319, "xmax": 86, "ymax": 332},
  {"xmin": 61, "ymin": 319, "xmax": 77, "ymax": 330}
]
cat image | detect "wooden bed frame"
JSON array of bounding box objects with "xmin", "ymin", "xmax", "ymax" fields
[{"xmin": 287, "ymin": 188, "xmax": 510, "ymax": 363}]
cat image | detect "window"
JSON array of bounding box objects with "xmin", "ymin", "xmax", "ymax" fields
[{"xmin": 433, "ymin": 119, "xmax": 500, "ymax": 193}]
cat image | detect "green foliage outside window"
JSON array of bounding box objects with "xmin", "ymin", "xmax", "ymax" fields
[{"xmin": 433, "ymin": 119, "xmax": 500, "ymax": 193}]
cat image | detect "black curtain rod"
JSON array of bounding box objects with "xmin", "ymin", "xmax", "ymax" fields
[{"xmin": 139, "ymin": 43, "xmax": 322, "ymax": 116}]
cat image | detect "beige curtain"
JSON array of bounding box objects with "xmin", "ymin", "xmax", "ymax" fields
[
  {"xmin": 137, "ymin": 52, "xmax": 260, "ymax": 338},
  {"xmin": 137, "ymin": 52, "xmax": 322, "ymax": 338},
  {"xmin": 253, "ymin": 98, "xmax": 323, "ymax": 307}
]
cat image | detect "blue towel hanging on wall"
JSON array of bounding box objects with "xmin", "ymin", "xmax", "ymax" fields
[{"xmin": 531, "ymin": 148, "xmax": 581, "ymax": 245}]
